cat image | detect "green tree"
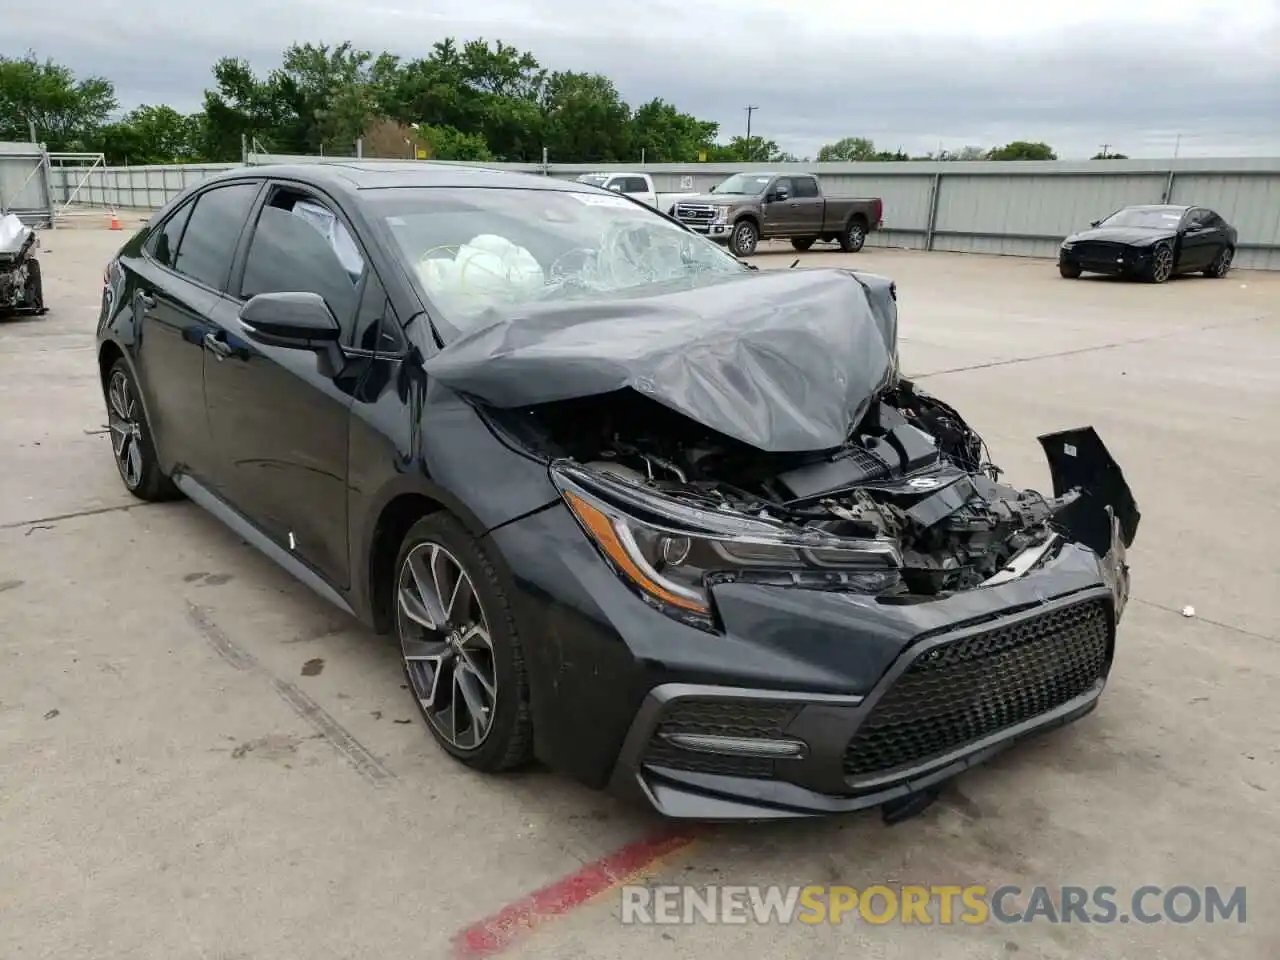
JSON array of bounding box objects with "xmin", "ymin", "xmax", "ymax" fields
[
  {"xmin": 817, "ymin": 136, "xmax": 876, "ymax": 161},
  {"xmin": 705, "ymin": 136, "xmax": 793, "ymax": 163},
  {"xmin": 0, "ymin": 51, "xmax": 117, "ymax": 150},
  {"xmin": 630, "ymin": 98, "xmax": 718, "ymax": 162},
  {"xmin": 1091, "ymin": 150, "xmax": 1129, "ymax": 159},
  {"xmin": 540, "ymin": 71, "xmax": 632, "ymax": 162},
  {"xmin": 96, "ymin": 105, "xmax": 202, "ymax": 164},
  {"xmin": 985, "ymin": 140, "xmax": 1057, "ymax": 160},
  {"xmin": 417, "ymin": 123, "xmax": 493, "ymax": 161}
]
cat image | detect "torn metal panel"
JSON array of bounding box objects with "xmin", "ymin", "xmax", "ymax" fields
[{"xmin": 423, "ymin": 267, "xmax": 898, "ymax": 453}]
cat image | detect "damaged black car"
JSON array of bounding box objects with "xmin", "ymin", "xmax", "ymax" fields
[{"xmin": 97, "ymin": 163, "xmax": 1139, "ymax": 821}]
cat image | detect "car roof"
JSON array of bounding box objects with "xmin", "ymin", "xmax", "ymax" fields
[
  {"xmin": 204, "ymin": 161, "xmax": 601, "ymax": 195},
  {"xmin": 1121, "ymin": 203, "xmax": 1191, "ymax": 213}
]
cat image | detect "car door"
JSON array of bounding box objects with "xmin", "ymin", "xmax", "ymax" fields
[
  {"xmin": 790, "ymin": 175, "xmax": 825, "ymax": 234},
  {"xmin": 130, "ymin": 181, "xmax": 262, "ymax": 484},
  {"xmin": 202, "ymin": 183, "xmax": 368, "ymax": 590},
  {"xmin": 761, "ymin": 177, "xmax": 795, "ymax": 237},
  {"xmin": 1178, "ymin": 208, "xmax": 1217, "ymax": 271}
]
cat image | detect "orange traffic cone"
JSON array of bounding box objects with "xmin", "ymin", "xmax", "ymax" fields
[{"xmin": 109, "ymin": 211, "xmax": 122, "ymax": 231}]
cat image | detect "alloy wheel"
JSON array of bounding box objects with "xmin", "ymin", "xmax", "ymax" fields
[
  {"xmin": 396, "ymin": 541, "xmax": 498, "ymax": 750},
  {"xmin": 1152, "ymin": 246, "xmax": 1174, "ymax": 283},
  {"xmin": 734, "ymin": 223, "xmax": 758, "ymax": 256},
  {"xmin": 847, "ymin": 223, "xmax": 866, "ymax": 251},
  {"xmin": 107, "ymin": 369, "xmax": 144, "ymax": 489},
  {"xmin": 1212, "ymin": 247, "xmax": 1233, "ymax": 278}
]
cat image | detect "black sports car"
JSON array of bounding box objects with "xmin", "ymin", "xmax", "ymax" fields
[
  {"xmin": 97, "ymin": 162, "xmax": 1139, "ymax": 821},
  {"xmin": 1058, "ymin": 204, "xmax": 1236, "ymax": 283},
  {"xmin": 1054, "ymin": 204, "xmax": 1233, "ymax": 284}
]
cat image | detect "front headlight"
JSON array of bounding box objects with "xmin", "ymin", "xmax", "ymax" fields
[
  {"xmin": 713, "ymin": 206, "xmax": 732, "ymax": 223},
  {"xmin": 1061, "ymin": 241, "xmax": 1075, "ymax": 251},
  {"xmin": 552, "ymin": 462, "xmax": 901, "ymax": 630}
]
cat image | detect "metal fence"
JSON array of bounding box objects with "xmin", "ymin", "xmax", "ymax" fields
[
  {"xmin": 41, "ymin": 152, "xmax": 1280, "ymax": 270},
  {"xmin": 0, "ymin": 141, "xmax": 55, "ymax": 226}
]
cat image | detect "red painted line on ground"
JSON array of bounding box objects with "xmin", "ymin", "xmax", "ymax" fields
[{"xmin": 452, "ymin": 829, "xmax": 701, "ymax": 958}]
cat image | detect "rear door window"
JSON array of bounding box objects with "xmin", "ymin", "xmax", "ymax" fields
[
  {"xmin": 793, "ymin": 176, "xmax": 820, "ymax": 198},
  {"xmin": 620, "ymin": 177, "xmax": 650, "ymax": 194},
  {"xmin": 173, "ymin": 182, "xmax": 260, "ymax": 291}
]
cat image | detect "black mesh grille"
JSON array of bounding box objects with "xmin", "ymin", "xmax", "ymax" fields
[
  {"xmin": 843, "ymin": 599, "xmax": 1112, "ymax": 779},
  {"xmin": 643, "ymin": 697, "xmax": 801, "ymax": 779},
  {"xmin": 1073, "ymin": 241, "xmax": 1128, "ymax": 262}
]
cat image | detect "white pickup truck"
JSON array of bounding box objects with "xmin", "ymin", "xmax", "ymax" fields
[{"xmin": 572, "ymin": 172, "xmax": 698, "ymax": 216}]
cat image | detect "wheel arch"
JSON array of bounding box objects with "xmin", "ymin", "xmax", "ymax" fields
[{"xmin": 359, "ymin": 476, "xmax": 508, "ymax": 635}]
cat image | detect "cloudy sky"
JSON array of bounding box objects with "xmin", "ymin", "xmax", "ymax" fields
[{"xmin": 9, "ymin": 0, "xmax": 1279, "ymax": 159}]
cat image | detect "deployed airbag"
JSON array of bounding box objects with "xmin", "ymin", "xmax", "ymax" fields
[{"xmin": 423, "ymin": 268, "xmax": 898, "ymax": 453}]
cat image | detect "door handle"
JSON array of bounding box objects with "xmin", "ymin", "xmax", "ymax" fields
[{"xmin": 202, "ymin": 331, "xmax": 234, "ymax": 360}]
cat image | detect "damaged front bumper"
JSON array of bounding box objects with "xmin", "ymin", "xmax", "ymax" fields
[
  {"xmin": 607, "ymin": 547, "xmax": 1118, "ymax": 820},
  {"xmin": 492, "ymin": 424, "xmax": 1137, "ymax": 821}
]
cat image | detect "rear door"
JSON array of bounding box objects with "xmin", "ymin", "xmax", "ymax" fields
[
  {"xmin": 130, "ymin": 181, "xmax": 261, "ymax": 483},
  {"xmin": 790, "ymin": 175, "xmax": 825, "ymax": 234},
  {"xmin": 203, "ymin": 182, "xmax": 368, "ymax": 590}
]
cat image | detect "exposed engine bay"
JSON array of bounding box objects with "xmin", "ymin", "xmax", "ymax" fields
[
  {"xmin": 0, "ymin": 214, "xmax": 47, "ymax": 318},
  {"xmin": 493, "ymin": 379, "xmax": 1133, "ymax": 598}
]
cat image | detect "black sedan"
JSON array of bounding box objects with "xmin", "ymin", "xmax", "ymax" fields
[
  {"xmin": 97, "ymin": 162, "xmax": 1139, "ymax": 821},
  {"xmin": 1058, "ymin": 204, "xmax": 1237, "ymax": 283}
]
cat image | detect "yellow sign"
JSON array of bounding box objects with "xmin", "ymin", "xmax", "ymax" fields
[
  {"xmin": 415, "ymin": 147, "xmax": 428, "ymax": 160},
  {"xmin": 698, "ymin": 150, "xmax": 707, "ymax": 162}
]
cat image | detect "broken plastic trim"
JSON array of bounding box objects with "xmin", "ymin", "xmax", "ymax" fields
[{"xmin": 551, "ymin": 461, "xmax": 903, "ymax": 631}]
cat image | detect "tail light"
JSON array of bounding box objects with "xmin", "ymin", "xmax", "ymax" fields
[{"xmin": 872, "ymin": 198, "xmax": 884, "ymax": 228}]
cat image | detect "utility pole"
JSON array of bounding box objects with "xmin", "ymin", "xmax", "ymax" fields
[
  {"xmin": 745, "ymin": 105, "xmax": 758, "ymax": 143},
  {"xmin": 1099, "ymin": 143, "xmax": 1110, "ymax": 158}
]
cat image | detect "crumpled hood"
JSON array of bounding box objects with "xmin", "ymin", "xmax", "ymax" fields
[
  {"xmin": 422, "ymin": 268, "xmax": 899, "ymax": 453},
  {"xmin": 1067, "ymin": 226, "xmax": 1173, "ymax": 246}
]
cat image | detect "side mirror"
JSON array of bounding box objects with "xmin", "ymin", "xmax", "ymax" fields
[
  {"xmin": 771, "ymin": 190, "xmax": 790, "ymax": 202},
  {"xmin": 608, "ymin": 183, "xmax": 622, "ymax": 192},
  {"xmin": 1089, "ymin": 219, "xmax": 1101, "ymax": 228},
  {"xmin": 239, "ymin": 291, "xmax": 341, "ymax": 350},
  {"xmin": 708, "ymin": 185, "xmax": 716, "ymax": 193}
]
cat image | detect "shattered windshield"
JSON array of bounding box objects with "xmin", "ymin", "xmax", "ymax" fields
[
  {"xmin": 711, "ymin": 174, "xmax": 773, "ymax": 195},
  {"xmin": 369, "ymin": 186, "xmax": 750, "ymax": 341},
  {"xmin": 1097, "ymin": 207, "xmax": 1186, "ymax": 229}
]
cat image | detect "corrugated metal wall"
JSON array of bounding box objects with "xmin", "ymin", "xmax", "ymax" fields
[{"xmin": 43, "ymin": 154, "xmax": 1280, "ymax": 270}]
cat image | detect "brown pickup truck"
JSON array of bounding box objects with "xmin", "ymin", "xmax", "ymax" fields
[{"xmin": 670, "ymin": 172, "xmax": 883, "ymax": 257}]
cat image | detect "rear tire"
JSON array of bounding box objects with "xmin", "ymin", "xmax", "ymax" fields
[
  {"xmin": 105, "ymin": 358, "xmax": 179, "ymax": 502},
  {"xmin": 791, "ymin": 237, "xmax": 816, "ymax": 252},
  {"xmin": 1059, "ymin": 262, "xmax": 1082, "ymax": 279},
  {"xmin": 839, "ymin": 218, "xmax": 867, "ymax": 253},
  {"xmin": 1204, "ymin": 246, "xmax": 1233, "ymax": 279}
]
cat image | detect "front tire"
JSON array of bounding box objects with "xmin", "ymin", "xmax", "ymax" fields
[
  {"xmin": 21, "ymin": 258, "xmax": 47, "ymax": 314},
  {"xmin": 839, "ymin": 218, "xmax": 867, "ymax": 253},
  {"xmin": 394, "ymin": 513, "xmax": 533, "ymax": 773},
  {"xmin": 1204, "ymin": 246, "xmax": 1233, "ymax": 279},
  {"xmin": 729, "ymin": 220, "xmax": 759, "ymax": 257},
  {"xmin": 1059, "ymin": 262, "xmax": 1082, "ymax": 279},
  {"xmin": 105, "ymin": 358, "xmax": 178, "ymax": 501},
  {"xmin": 1143, "ymin": 243, "xmax": 1175, "ymax": 283}
]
